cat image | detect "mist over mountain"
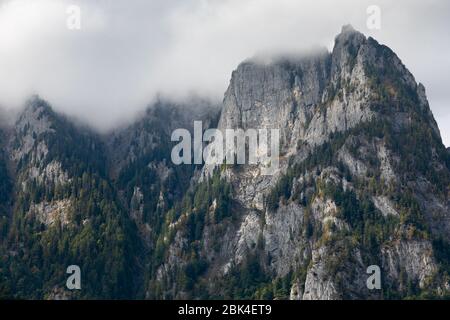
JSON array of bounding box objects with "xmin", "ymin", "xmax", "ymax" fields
[
  {"xmin": 0, "ymin": 26, "xmax": 449, "ymax": 300},
  {"xmin": 0, "ymin": 0, "xmax": 449, "ymax": 146}
]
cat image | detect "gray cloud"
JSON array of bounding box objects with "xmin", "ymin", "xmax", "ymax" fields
[{"xmin": 0, "ymin": 0, "xmax": 448, "ymax": 145}]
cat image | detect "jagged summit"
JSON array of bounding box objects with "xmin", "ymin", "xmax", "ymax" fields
[
  {"xmin": 341, "ymin": 24, "xmax": 355, "ymax": 33},
  {"xmin": 243, "ymin": 25, "xmax": 364, "ymax": 68},
  {"xmin": 23, "ymin": 95, "xmax": 51, "ymax": 112},
  {"xmin": 338, "ymin": 24, "xmax": 366, "ymax": 38},
  {"xmin": 335, "ymin": 24, "xmax": 365, "ymax": 42},
  {"xmin": 16, "ymin": 95, "xmax": 58, "ymax": 132}
]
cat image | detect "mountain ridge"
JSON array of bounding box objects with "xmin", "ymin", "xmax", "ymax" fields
[{"xmin": 1, "ymin": 26, "xmax": 449, "ymax": 300}]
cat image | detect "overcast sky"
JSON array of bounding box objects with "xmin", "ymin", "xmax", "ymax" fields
[{"xmin": 0, "ymin": 0, "xmax": 448, "ymax": 145}]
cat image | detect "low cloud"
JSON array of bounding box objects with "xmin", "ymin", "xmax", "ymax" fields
[{"xmin": 0, "ymin": 0, "xmax": 449, "ymax": 145}]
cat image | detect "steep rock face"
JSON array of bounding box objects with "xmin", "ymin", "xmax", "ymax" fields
[
  {"xmin": 204, "ymin": 26, "xmax": 385, "ymax": 208},
  {"xmin": 382, "ymin": 240, "xmax": 437, "ymax": 289},
  {"xmin": 154, "ymin": 26, "xmax": 450, "ymax": 299}
]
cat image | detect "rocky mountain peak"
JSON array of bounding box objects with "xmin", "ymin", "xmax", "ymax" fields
[
  {"xmin": 340, "ymin": 23, "xmax": 356, "ymax": 34},
  {"xmin": 22, "ymin": 95, "xmax": 53, "ymax": 116},
  {"xmin": 15, "ymin": 95, "xmax": 56, "ymax": 136},
  {"xmin": 334, "ymin": 24, "xmax": 366, "ymax": 47},
  {"xmin": 330, "ymin": 24, "xmax": 366, "ymax": 78}
]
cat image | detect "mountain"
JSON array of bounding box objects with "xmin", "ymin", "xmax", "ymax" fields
[
  {"xmin": 0, "ymin": 96, "xmax": 219, "ymax": 299},
  {"xmin": 1, "ymin": 26, "xmax": 450, "ymax": 300},
  {"xmin": 148, "ymin": 25, "xmax": 450, "ymax": 299},
  {"xmin": 0, "ymin": 96, "xmax": 141, "ymax": 299}
]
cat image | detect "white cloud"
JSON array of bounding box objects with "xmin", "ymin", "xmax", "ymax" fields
[{"xmin": 0, "ymin": 0, "xmax": 448, "ymax": 144}]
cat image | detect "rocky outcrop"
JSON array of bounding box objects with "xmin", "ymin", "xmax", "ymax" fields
[
  {"xmin": 382, "ymin": 240, "xmax": 437, "ymax": 289},
  {"xmin": 372, "ymin": 196, "xmax": 398, "ymax": 217},
  {"xmin": 28, "ymin": 199, "xmax": 72, "ymax": 228}
]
